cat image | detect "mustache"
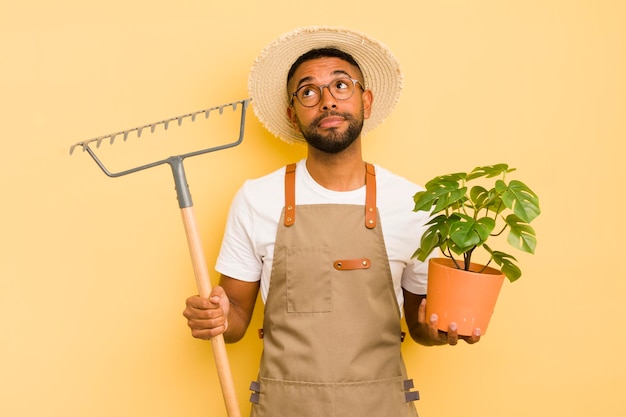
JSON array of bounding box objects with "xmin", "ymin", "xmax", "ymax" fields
[{"xmin": 311, "ymin": 111, "xmax": 353, "ymax": 126}]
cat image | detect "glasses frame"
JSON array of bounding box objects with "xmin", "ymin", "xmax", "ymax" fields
[{"xmin": 291, "ymin": 77, "xmax": 364, "ymax": 108}]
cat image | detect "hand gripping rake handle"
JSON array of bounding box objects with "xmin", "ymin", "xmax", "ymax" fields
[{"xmin": 70, "ymin": 99, "xmax": 250, "ymax": 417}]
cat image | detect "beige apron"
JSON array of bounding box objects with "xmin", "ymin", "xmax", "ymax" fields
[{"xmin": 249, "ymin": 163, "xmax": 419, "ymax": 417}]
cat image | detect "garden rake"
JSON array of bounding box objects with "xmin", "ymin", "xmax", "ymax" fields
[{"xmin": 69, "ymin": 98, "xmax": 251, "ymax": 417}]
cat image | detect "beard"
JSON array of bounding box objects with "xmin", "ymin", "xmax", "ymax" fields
[{"xmin": 298, "ymin": 111, "xmax": 364, "ymax": 154}]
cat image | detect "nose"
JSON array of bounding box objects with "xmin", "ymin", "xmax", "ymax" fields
[{"xmin": 319, "ymin": 85, "xmax": 337, "ymax": 109}]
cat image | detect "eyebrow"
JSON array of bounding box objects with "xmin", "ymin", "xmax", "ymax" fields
[{"xmin": 294, "ymin": 70, "xmax": 353, "ymax": 89}]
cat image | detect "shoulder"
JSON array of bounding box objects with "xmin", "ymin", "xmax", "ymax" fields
[
  {"xmin": 373, "ymin": 165, "xmax": 425, "ymax": 207},
  {"xmin": 238, "ymin": 160, "xmax": 303, "ymax": 198},
  {"xmin": 232, "ymin": 160, "xmax": 304, "ymax": 214},
  {"xmin": 248, "ymin": 162, "xmax": 292, "ymax": 187},
  {"xmin": 373, "ymin": 164, "xmax": 423, "ymax": 188},
  {"xmin": 241, "ymin": 159, "xmax": 306, "ymax": 189},
  {"xmin": 372, "ymin": 164, "xmax": 433, "ymax": 231}
]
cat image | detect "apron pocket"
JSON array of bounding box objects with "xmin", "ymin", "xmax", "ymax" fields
[
  {"xmin": 334, "ymin": 376, "xmax": 416, "ymax": 417},
  {"xmin": 251, "ymin": 378, "xmax": 335, "ymax": 417},
  {"xmin": 251, "ymin": 376, "xmax": 416, "ymax": 417},
  {"xmin": 286, "ymin": 246, "xmax": 332, "ymax": 313}
]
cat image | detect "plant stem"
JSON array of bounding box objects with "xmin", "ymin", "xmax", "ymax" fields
[
  {"xmin": 446, "ymin": 248, "xmax": 462, "ymax": 269},
  {"xmin": 492, "ymin": 222, "xmax": 508, "ymax": 237},
  {"xmin": 478, "ymin": 258, "xmax": 493, "ymax": 273},
  {"xmin": 464, "ymin": 247, "xmax": 475, "ymax": 271}
]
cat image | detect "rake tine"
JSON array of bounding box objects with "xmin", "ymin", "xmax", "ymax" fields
[{"xmin": 68, "ymin": 99, "xmax": 251, "ymax": 155}]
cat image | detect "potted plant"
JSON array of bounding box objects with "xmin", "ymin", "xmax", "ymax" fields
[{"xmin": 412, "ymin": 163, "xmax": 540, "ymax": 336}]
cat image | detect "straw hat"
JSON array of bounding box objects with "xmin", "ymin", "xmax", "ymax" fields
[{"xmin": 248, "ymin": 26, "xmax": 403, "ymax": 144}]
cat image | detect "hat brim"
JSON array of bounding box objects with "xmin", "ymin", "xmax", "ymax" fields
[{"xmin": 248, "ymin": 26, "xmax": 403, "ymax": 144}]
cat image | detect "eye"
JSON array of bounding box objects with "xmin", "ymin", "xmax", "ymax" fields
[
  {"xmin": 333, "ymin": 79, "xmax": 350, "ymax": 91},
  {"xmin": 299, "ymin": 85, "xmax": 319, "ymax": 98}
]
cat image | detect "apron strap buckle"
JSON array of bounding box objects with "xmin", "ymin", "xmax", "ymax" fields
[{"xmin": 403, "ymin": 379, "xmax": 420, "ymax": 403}]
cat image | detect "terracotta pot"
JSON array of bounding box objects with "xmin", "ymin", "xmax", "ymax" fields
[{"xmin": 426, "ymin": 258, "xmax": 505, "ymax": 336}]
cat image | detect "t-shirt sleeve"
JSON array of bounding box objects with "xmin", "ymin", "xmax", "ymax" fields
[
  {"xmin": 400, "ymin": 251, "xmax": 437, "ymax": 295},
  {"xmin": 380, "ymin": 166, "xmax": 437, "ymax": 296},
  {"xmin": 215, "ymin": 182, "xmax": 262, "ymax": 282},
  {"xmin": 399, "ymin": 208, "xmax": 440, "ymax": 295}
]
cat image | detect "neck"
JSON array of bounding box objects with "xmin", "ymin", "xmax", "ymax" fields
[{"xmin": 305, "ymin": 140, "xmax": 366, "ymax": 191}]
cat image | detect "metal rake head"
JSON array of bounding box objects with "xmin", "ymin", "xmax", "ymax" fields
[
  {"xmin": 69, "ymin": 98, "xmax": 251, "ymax": 208},
  {"xmin": 70, "ymin": 99, "xmax": 251, "ymax": 162}
]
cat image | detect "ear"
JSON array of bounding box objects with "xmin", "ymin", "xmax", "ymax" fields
[
  {"xmin": 287, "ymin": 106, "xmax": 301, "ymax": 132},
  {"xmin": 362, "ymin": 89, "xmax": 373, "ymax": 120}
]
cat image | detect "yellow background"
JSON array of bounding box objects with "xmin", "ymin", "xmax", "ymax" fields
[{"xmin": 2, "ymin": 1, "xmax": 624, "ymax": 416}]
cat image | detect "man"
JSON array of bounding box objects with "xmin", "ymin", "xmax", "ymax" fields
[{"xmin": 184, "ymin": 26, "xmax": 480, "ymax": 416}]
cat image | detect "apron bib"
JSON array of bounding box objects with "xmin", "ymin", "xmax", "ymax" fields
[{"xmin": 250, "ymin": 163, "xmax": 419, "ymax": 417}]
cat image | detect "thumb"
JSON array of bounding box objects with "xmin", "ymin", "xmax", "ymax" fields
[{"xmin": 209, "ymin": 286, "xmax": 230, "ymax": 314}]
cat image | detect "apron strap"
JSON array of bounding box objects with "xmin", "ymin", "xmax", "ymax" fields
[
  {"xmin": 284, "ymin": 163, "xmax": 296, "ymax": 227},
  {"xmin": 283, "ymin": 162, "xmax": 377, "ymax": 229},
  {"xmin": 365, "ymin": 163, "xmax": 377, "ymax": 229}
]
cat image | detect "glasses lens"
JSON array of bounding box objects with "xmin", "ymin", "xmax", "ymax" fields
[
  {"xmin": 329, "ymin": 78, "xmax": 355, "ymax": 100},
  {"xmin": 295, "ymin": 78, "xmax": 356, "ymax": 107},
  {"xmin": 296, "ymin": 85, "xmax": 320, "ymax": 107}
]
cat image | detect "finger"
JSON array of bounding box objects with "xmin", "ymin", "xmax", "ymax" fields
[
  {"xmin": 464, "ymin": 328, "xmax": 481, "ymax": 345},
  {"xmin": 190, "ymin": 323, "xmax": 227, "ymax": 340},
  {"xmin": 428, "ymin": 313, "xmax": 441, "ymax": 341},
  {"xmin": 185, "ymin": 295, "xmax": 204, "ymax": 308},
  {"xmin": 183, "ymin": 300, "xmax": 225, "ymax": 322},
  {"xmin": 210, "ymin": 286, "xmax": 226, "ymax": 299},
  {"xmin": 417, "ymin": 298, "xmax": 427, "ymax": 324},
  {"xmin": 447, "ymin": 322, "xmax": 459, "ymax": 346},
  {"xmin": 202, "ymin": 287, "xmax": 224, "ymax": 307},
  {"xmin": 185, "ymin": 294, "xmax": 217, "ymax": 310},
  {"xmin": 187, "ymin": 314, "xmax": 227, "ymax": 339}
]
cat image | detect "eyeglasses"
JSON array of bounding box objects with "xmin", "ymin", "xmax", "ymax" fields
[{"xmin": 291, "ymin": 77, "xmax": 363, "ymax": 107}]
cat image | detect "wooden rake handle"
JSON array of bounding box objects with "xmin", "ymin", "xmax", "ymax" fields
[
  {"xmin": 181, "ymin": 206, "xmax": 241, "ymax": 417},
  {"xmin": 70, "ymin": 99, "xmax": 250, "ymax": 417}
]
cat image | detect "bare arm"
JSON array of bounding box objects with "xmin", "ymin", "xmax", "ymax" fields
[
  {"xmin": 183, "ymin": 274, "xmax": 260, "ymax": 343},
  {"xmin": 403, "ymin": 289, "xmax": 481, "ymax": 346}
]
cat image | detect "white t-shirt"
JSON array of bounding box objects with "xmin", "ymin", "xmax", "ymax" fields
[{"xmin": 215, "ymin": 159, "xmax": 434, "ymax": 311}]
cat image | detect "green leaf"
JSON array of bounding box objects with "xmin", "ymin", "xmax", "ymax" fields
[
  {"xmin": 485, "ymin": 245, "xmax": 521, "ymax": 282},
  {"xmin": 467, "ymin": 164, "xmax": 514, "ymax": 180},
  {"xmin": 413, "ymin": 181, "xmax": 467, "ymax": 213},
  {"xmin": 449, "ymin": 215, "xmax": 495, "ymax": 254},
  {"xmin": 413, "ymin": 227, "xmax": 441, "ymax": 261},
  {"xmin": 469, "ymin": 185, "xmax": 490, "ymax": 208},
  {"xmin": 498, "ymin": 258, "xmax": 522, "ymax": 282},
  {"xmin": 412, "ymin": 214, "xmax": 451, "ymax": 261},
  {"xmin": 425, "ymin": 172, "xmax": 467, "ymax": 188},
  {"xmin": 497, "ymin": 179, "xmax": 541, "ymax": 223},
  {"xmin": 505, "ymin": 214, "xmax": 537, "ymax": 254}
]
